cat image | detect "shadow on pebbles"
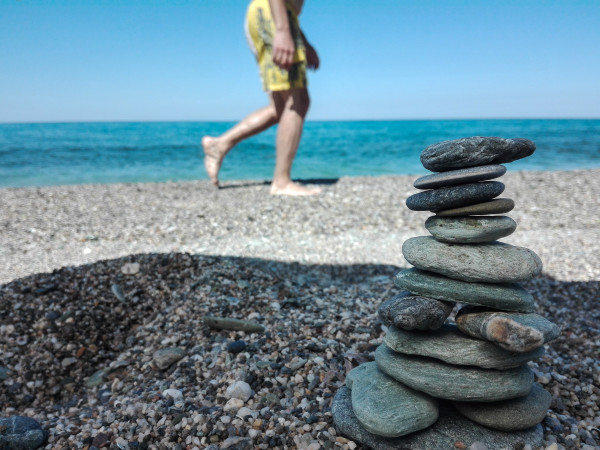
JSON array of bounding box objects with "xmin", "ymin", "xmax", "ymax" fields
[{"xmin": 0, "ymin": 253, "xmax": 598, "ymax": 449}]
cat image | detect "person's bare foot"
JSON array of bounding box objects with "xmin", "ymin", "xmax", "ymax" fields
[
  {"xmin": 270, "ymin": 181, "xmax": 323, "ymax": 196},
  {"xmin": 202, "ymin": 136, "xmax": 226, "ymax": 187}
]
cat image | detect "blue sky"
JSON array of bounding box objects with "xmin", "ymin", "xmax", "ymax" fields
[{"xmin": 1, "ymin": 0, "xmax": 599, "ymax": 123}]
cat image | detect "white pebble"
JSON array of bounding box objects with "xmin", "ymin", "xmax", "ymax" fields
[
  {"xmin": 224, "ymin": 398, "xmax": 244, "ymax": 412},
  {"xmin": 162, "ymin": 389, "xmax": 183, "ymax": 401},
  {"xmin": 236, "ymin": 407, "xmax": 255, "ymax": 419},
  {"xmin": 225, "ymin": 380, "xmax": 253, "ymax": 401}
]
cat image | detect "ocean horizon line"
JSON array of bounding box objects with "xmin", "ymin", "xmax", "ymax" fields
[{"xmin": 2, "ymin": 117, "xmax": 600, "ymax": 126}]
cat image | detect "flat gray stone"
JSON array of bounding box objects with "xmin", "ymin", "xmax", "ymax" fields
[
  {"xmin": 376, "ymin": 344, "xmax": 534, "ymax": 401},
  {"xmin": 332, "ymin": 386, "xmax": 544, "ymax": 450},
  {"xmin": 454, "ymin": 383, "xmax": 552, "ymax": 431},
  {"xmin": 436, "ymin": 198, "xmax": 515, "ymax": 217},
  {"xmin": 394, "ymin": 268, "xmax": 535, "ymax": 313},
  {"xmin": 425, "ymin": 215, "xmax": 517, "ymax": 244},
  {"xmin": 347, "ymin": 362, "xmax": 438, "ymax": 437},
  {"xmin": 152, "ymin": 347, "xmax": 186, "ymax": 370},
  {"xmin": 384, "ymin": 324, "xmax": 545, "ymax": 369},
  {"xmin": 455, "ymin": 306, "xmax": 561, "ymax": 352},
  {"xmin": 414, "ymin": 165, "xmax": 507, "ymax": 189},
  {"xmin": 395, "ymin": 268, "xmax": 535, "ymax": 312},
  {"xmin": 421, "ymin": 137, "xmax": 536, "ymax": 172},
  {"xmin": 402, "ymin": 237, "xmax": 543, "ymax": 283},
  {"xmin": 378, "ymin": 291, "xmax": 454, "ymax": 331},
  {"xmin": 406, "ymin": 181, "xmax": 504, "ymax": 212}
]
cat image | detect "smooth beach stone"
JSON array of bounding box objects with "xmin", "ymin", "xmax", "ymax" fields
[
  {"xmin": 384, "ymin": 324, "xmax": 545, "ymax": 369},
  {"xmin": 455, "ymin": 306, "xmax": 561, "ymax": 352},
  {"xmin": 375, "ymin": 344, "xmax": 534, "ymax": 401},
  {"xmin": 0, "ymin": 416, "xmax": 47, "ymax": 449},
  {"xmin": 420, "ymin": 136, "xmax": 536, "ymax": 172},
  {"xmin": 436, "ymin": 198, "xmax": 515, "ymax": 217},
  {"xmin": 395, "ymin": 268, "xmax": 535, "ymax": 312},
  {"xmin": 378, "ymin": 291, "xmax": 454, "ymax": 331},
  {"xmin": 454, "ymin": 383, "xmax": 552, "ymax": 431},
  {"xmin": 152, "ymin": 347, "xmax": 186, "ymax": 370},
  {"xmin": 347, "ymin": 362, "xmax": 438, "ymax": 437},
  {"xmin": 406, "ymin": 181, "xmax": 505, "ymax": 212},
  {"xmin": 414, "ymin": 164, "xmax": 507, "ymax": 189},
  {"xmin": 402, "ymin": 236, "xmax": 543, "ymax": 283},
  {"xmin": 332, "ymin": 387, "xmax": 544, "ymax": 450},
  {"xmin": 425, "ymin": 215, "xmax": 517, "ymax": 244}
]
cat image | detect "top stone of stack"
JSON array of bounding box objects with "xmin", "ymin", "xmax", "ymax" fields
[{"xmin": 420, "ymin": 136, "xmax": 536, "ymax": 172}]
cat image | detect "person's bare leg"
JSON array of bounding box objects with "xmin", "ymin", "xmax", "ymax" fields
[
  {"xmin": 202, "ymin": 103, "xmax": 278, "ymax": 186},
  {"xmin": 269, "ymin": 88, "xmax": 322, "ymax": 195}
]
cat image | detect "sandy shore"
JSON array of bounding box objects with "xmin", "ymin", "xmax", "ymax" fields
[
  {"xmin": 1, "ymin": 170, "xmax": 599, "ymax": 449},
  {"xmin": 2, "ymin": 169, "xmax": 599, "ymax": 285}
]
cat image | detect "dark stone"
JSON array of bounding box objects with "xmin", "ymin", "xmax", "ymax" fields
[
  {"xmin": 378, "ymin": 292, "xmax": 454, "ymax": 331},
  {"xmin": 420, "ymin": 137, "xmax": 536, "ymax": 171},
  {"xmin": 332, "ymin": 387, "xmax": 543, "ymax": 450},
  {"xmin": 0, "ymin": 416, "xmax": 47, "ymax": 449},
  {"xmin": 227, "ymin": 340, "xmax": 248, "ymax": 354},
  {"xmin": 406, "ymin": 181, "xmax": 505, "ymax": 212},
  {"xmin": 395, "ymin": 268, "xmax": 535, "ymax": 312},
  {"xmin": 436, "ymin": 198, "xmax": 515, "ymax": 217},
  {"xmin": 414, "ymin": 165, "xmax": 507, "ymax": 189}
]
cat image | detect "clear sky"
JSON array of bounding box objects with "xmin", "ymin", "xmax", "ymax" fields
[{"xmin": 1, "ymin": 0, "xmax": 599, "ymax": 123}]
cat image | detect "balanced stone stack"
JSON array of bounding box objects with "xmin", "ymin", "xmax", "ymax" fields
[{"xmin": 333, "ymin": 137, "xmax": 561, "ymax": 449}]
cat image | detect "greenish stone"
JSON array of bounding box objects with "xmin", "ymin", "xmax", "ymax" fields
[
  {"xmin": 348, "ymin": 362, "xmax": 438, "ymax": 437},
  {"xmin": 436, "ymin": 198, "xmax": 515, "ymax": 217},
  {"xmin": 85, "ymin": 368, "xmax": 110, "ymax": 388},
  {"xmin": 384, "ymin": 324, "xmax": 545, "ymax": 369},
  {"xmin": 425, "ymin": 215, "xmax": 517, "ymax": 244},
  {"xmin": 402, "ymin": 237, "xmax": 543, "ymax": 283},
  {"xmin": 332, "ymin": 387, "xmax": 544, "ymax": 450},
  {"xmin": 455, "ymin": 306, "xmax": 561, "ymax": 352},
  {"xmin": 420, "ymin": 136, "xmax": 536, "ymax": 171},
  {"xmin": 394, "ymin": 268, "xmax": 535, "ymax": 313},
  {"xmin": 375, "ymin": 344, "xmax": 533, "ymax": 401},
  {"xmin": 454, "ymin": 383, "xmax": 552, "ymax": 431}
]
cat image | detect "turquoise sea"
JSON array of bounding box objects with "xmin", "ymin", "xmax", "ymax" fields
[{"xmin": 1, "ymin": 119, "xmax": 599, "ymax": 188}]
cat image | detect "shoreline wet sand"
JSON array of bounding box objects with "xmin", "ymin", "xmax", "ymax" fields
[{"xmin": 1, "ymin": 169, "xmax": 599, "ymax": 449}]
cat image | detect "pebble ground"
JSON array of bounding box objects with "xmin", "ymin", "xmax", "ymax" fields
[{"xmin": 1, "ymin": 169, "xmax": 599, "ymax": 449}]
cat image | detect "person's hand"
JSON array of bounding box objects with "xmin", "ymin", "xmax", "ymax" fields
[
  {"xmin": 272, "ymin": 29, "xmax": 295, "ymax": 71},
  {"xmin": 306, "ymin": 42, "xmax": 319, "ymax": 70}
]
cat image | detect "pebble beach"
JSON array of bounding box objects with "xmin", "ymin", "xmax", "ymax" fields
[{"xmin": 1, "ymin": 169, "xmax": 599, "ymax": 449}]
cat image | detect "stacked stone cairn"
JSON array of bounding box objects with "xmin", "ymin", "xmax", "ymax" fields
[{"xmin": 332, "ymin": 137, "xmax": 561, "ymax": 449}]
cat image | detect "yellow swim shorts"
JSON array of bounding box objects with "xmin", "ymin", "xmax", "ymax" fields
[{"xmin": 245, "ymin": 0, "xmax": 307, "ymax": 92}]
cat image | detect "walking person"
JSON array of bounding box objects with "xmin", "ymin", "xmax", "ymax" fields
[{"xmin": 202, "ymin": 0, "xmax": 322, "ymax": 195}]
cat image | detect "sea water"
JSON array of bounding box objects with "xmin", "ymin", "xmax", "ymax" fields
[{"xmin": 0, "ymin": 119, "xmax": 599, "ymax": 188}]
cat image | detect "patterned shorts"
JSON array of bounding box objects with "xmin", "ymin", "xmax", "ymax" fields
[{"xmin": 245, "ymin": 0, "xmax": 307, "ymax": 92}]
